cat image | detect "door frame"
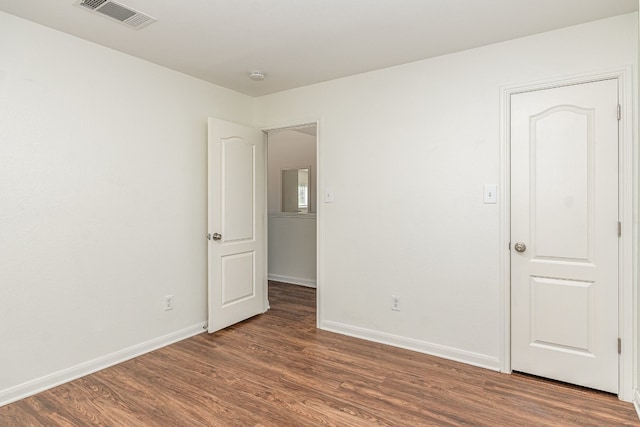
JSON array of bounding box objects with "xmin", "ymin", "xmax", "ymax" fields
[
  {"xmin": 261, "ymin": 118, "xmax": 322, "ymax": 328},
  {"xmin": 499, "ymin": 67, "xmax": 634, "ymax": 400}
]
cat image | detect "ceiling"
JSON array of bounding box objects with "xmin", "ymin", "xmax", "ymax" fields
[{"xmin": 0, "ymin": 0, "xmax": 637, "ymax": 96}]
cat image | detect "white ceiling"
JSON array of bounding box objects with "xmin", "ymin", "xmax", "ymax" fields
[{"xmin": 1, "ymin": 0, "xmax": 637, "ymax": 96}]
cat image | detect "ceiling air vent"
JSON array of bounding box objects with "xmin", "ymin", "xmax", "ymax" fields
[{"xmin": 74, "ymin": 0, "xmax": 157, "ymax": 30}]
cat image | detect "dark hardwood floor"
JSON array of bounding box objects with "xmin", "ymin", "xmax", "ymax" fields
[{"xmin": 1, "ymin": 281, "xmax": 638, "ymax": 426}]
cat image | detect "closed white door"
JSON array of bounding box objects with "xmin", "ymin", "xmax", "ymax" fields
[
  {"xmin": 510, "ymin": 79, "xmax": 619, "ymax": 393},
  {"xmin": 208, "ymin": 118, "xmax": 267, "ymax": 333}
]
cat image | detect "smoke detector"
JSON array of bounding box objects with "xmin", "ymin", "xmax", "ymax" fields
[
  {"xmin": 249, "ymin": 71, "xmax": 265, "ymax": 81},
  {"xmin": 74, "ymin": 0, "xmax": 157, "ymax": 30}
]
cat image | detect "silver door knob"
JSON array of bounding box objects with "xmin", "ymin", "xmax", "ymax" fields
[
  {"xmin": 207, "ymin": 233, "xmax": 222, "ymax": 241},
  {"xmin": 514, "ymin": 242, "xmax": 527, "ymax": 253}
]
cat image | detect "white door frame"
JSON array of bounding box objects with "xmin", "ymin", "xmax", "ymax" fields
[
  {"xmin": 261, "ymin": 118, "xmax": 323, "ymax": 328},
  {"xmin": 499, "ymin": 67, "xmax": 634, "ymax": 401}
]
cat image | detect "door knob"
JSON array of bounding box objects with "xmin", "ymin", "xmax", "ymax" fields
[
  {"xmin": 514, "ymin": 242, "xmax": 527, "ymax": 253},
  {"xmin": 208, "ymin": 233, "xmax": 222, "ymax": 241}
]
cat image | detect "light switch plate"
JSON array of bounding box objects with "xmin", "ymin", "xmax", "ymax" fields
[
  {"xmin": 324, "ymin": 188, "xmax": 334, "ymax": 203},
  {"xmin": 484, "ymin": 185, "xmax": 497, "ymax": 204}
]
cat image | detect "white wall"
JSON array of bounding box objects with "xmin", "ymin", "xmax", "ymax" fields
[
  {"xmin": 267, "ymin": 130, "xmax": 317, "ymax": 213},
  {"xmin": 268, "ymin": 214, "xmax": 317, "ymax": 287},
  {"xmin": 0, "ymin": 11, "xmax": 252, "ymax": 404},
  {"xmin": 254, "ymin": 13, "xmax": 638, "ymax": 370}
]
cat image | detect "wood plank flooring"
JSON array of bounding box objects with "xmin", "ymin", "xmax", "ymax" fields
[{"xmin": 1, "ymin": 281, "xmax": 638, "ymax": 426}]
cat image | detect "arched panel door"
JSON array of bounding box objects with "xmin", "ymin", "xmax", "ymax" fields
[
  {"xmin": 208, "ymin": 118, "xmax": 267, "ymax": 333},
  {"xmin": 510, "ymin": 79, "xmax": 619, "ymax": 393}
]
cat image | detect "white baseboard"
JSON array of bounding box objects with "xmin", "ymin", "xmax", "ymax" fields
[
  {"xmin": 321, "ymin": 320, "xmax": 501, "ymax": 371},
  {"xmin": 268, "ymin": 274, "xmax": 316, "ymax": 288},
  {"xmin": 634, "ymin": 389, "xmax": 640, "ymax": 420},
  {"xmin": 0, "ymin": 322, "xmax": 206, "ymax": 407}
]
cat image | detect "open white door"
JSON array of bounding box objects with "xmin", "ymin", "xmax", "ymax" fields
[
  {"xmin": 208, "ymin": 118, "xmax": 267, "ymax": 333},
  {"xmin": 510, "ymin": 79, "xmax": 619, "ymax": 393}
]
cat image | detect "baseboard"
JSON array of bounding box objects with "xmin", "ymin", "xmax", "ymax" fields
[
  {"xmin": 268, "ymin": 274, "xmax": 316, "ymax": 288},
  {"xmin": 321, "ymin": 320, "xmax": 501, "ymax": 371},
  {"xmin": 0, "ymin": 322, "xmax": 207, "ymax": 407},
  {"xmin": 634, "ymin": 389, "xmax": 640, "ymax": 420}
]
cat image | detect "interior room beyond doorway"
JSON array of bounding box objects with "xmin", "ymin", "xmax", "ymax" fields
[{"xmin": 266, "ymin": 126, "xmax": 318, "ymax": 289}]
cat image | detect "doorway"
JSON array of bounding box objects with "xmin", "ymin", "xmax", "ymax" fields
[
  {"xmin": 266, "ymin": 125, "xmax": 319, "ymax": 315},
  {"xmin": 206, "ymin": 120, "xmax": 320, "ymax": 334}
]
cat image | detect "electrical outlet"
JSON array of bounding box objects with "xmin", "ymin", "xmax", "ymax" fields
[
  {"xmin": 392, "ymin": 295, "xmax": 401, "ymax": 312},
  {"xmin": 164, "ymin": 295, "xmax": 174, "ymax": 311}
]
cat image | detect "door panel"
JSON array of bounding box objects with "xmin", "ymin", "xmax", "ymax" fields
[
  {"xmin": 529, "ymin": 277, "xmax": 593, "ymax": 353},
  {"xmin": 223, "ymin": 138, "xmax": 255, "ymax": 242},
  {"xmin": 221, "ymin": 251, "xmax": 255, "ymax": 305},
  {"xmin": 208, "ymin": 118, "xmax": 266, "ymax": 333},
  {"xmin": 532, "ymin": 107, "xmax": 591, "ymax": 260},
  {"xmin": 511, "ymin": 79, "xmax": 619, "ymax": 393}
]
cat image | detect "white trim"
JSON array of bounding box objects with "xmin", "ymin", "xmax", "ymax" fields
[
  {"xmin": 499, "ymin": 66, "xmax": 635, "ymax": 401},
  {"xmin": 260, "ymin": 119, "xmax": 319, "ymax": 134},
  {"xmin": 262, "ymin": 130, "xmax": 270, "ymax": 313},
  {"xmin": 315, "ymin": 120, "xmax": 323, "ymax": 329},
  {"xmin": 499, "ymin": 81, "xmax": 512, "ymax": 374},
  {"xmin": 268, "ymin": 212, "xmax": 317, "ymax": 219},
  {"xmin": 262, "ymin": 118, "xmax": 323, "ymax": 328},
  {"xmin": 616, "ymin": 66, "xmax": 635, "ymax": 402},
  {"xmin": 634, "ymin": 389, "xmax": 640, "ymax": 419},
  {"xmin": 0, "ymin": 322, "xmax": 206, "ymax": 408},
  {"xmin": 268, "ymin": 273, "xmax": 317, "ymax": 288},
  {"xmin": 322, "ymin": 320, "xmax": 501, "ymax": 371}
]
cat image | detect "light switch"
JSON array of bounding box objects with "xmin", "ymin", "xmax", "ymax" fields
[
  {"xmin": 324, "ymin": 188, "xmax": 334, "ymax": 203},
  {"xmin": 484, "ymin": 185, "xmax": 497, "ymax": 204}
]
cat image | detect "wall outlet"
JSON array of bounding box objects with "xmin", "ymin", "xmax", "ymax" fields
[
  {"xmin": 164, "ymin": 295, "xmax": 174, "ymax": 311},
  {"xmin": 392, "ymin": 295, "xmax": 401, "ymax": 312}
]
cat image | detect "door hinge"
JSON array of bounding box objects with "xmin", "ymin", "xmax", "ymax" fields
[
  {"xmin": 617, "ymin": 104, "xmax": 621, "ymax": 121},
  {"xmin": 618, "ymin": 338, "xmax": 622, "ymax": 354},
  {"xmin": 617, "ymin": 221, "xmax": 622, "ymax": 237}
]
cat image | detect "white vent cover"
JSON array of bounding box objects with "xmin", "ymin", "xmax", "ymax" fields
[{"xmin": 74, "ymin": 0, "xmax": 156, "ymax": 30}]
